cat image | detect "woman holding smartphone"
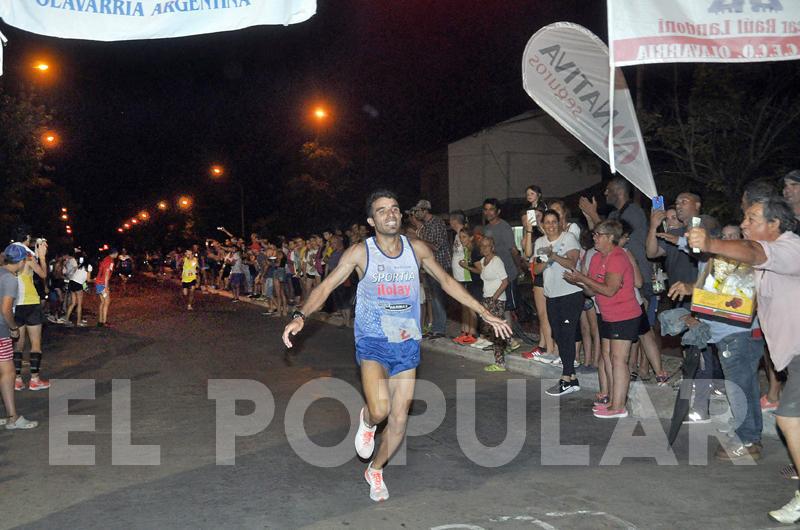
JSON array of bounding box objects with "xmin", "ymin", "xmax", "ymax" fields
[
  {"xmin": 520, "ymin": 185, "xmax": 555, "ymax": 358},
  {"xmin": 526, "ymin": 210, "xmax": 584, "ymax": 395}
]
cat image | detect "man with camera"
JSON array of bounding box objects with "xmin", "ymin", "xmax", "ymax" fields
[{"xmin": 9, "ymin": 230, "xmax": 50, "ymax": 392}]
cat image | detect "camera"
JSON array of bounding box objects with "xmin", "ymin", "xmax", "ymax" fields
[{"xmin": 536, "ymin": 255, "xmax": 549, "ymax": 263}]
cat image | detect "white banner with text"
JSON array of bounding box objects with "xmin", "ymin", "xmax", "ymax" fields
[{"xmin": 608, "ymin": 0, "xmax": 800, "ymax": 66}]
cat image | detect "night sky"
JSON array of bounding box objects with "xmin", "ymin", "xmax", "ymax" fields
[{"xmin": 0, "ymin": 0, "xmax": 606, "ymax": 245}]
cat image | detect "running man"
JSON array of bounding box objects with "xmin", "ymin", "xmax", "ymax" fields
[
  {"xmin": 117, "ymin": 248, "xmax": 133, "ymax": 294},
  {"xmin": 282, "ymin": 190, "xmax": 511, "ymax": 502},
  {"xmin": 95, "ymin": 249, "xmax": 118, "ymax": 327},
  {"xmin": 181, "ymin": 249, "xmax": 199, "ymax": 310}
]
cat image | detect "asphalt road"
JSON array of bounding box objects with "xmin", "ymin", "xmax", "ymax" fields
[{"xmin": 1, "ymin": 279, "xmax": 795, "ymax": 529}]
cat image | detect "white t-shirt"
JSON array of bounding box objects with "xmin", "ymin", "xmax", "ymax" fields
[
  {"xmin": 71, "ymin": 267, "xmax": 88, "ymax": 284},
  {"xmin": 480, "ymin": 256, "xmax": 507, "ymax": 300},
  {"xmin": 533, "ymin": 231, "xmax": 583, "ymax": 298},
  {"xmin": 451, "ymin": 237, "xmax": 469, "ymax": 282}
]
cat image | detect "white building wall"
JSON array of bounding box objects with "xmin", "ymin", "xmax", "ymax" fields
[{"xmin": 448, "ymin": 111, "xmax": 600, "ymax": 211}]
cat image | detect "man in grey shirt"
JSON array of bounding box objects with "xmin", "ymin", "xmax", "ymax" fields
[
  {"xmin": 482, "ymin": 198, "xmax": 521, "ymax": 314},
  {"xmin": 580, "ymin": 176, "xmax": 653, "ymax": 303}
]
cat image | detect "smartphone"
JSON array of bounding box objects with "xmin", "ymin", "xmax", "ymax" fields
[
  {"xmin": 651, "ymin": 195, "xmax": 665, "ymax": 211},
  {"xmin": 526, "ymin": 209, "xmax": 538, "ymax": 227}
]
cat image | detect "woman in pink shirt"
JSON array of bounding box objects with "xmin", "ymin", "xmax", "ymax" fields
[{"xmin": 565, "ymin": 220, "xmax": 643, "ymax": 419}]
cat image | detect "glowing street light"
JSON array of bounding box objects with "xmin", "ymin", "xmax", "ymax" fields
[
  {"xmin": 65, "ymin": 225, "xmax": 72, "ymax": 230},
  {"xmin": 33, "ymin": 61, "xmax": 50, "ymax": 73},
  {"xmin": 131, "ymin": 218, "xmax": 138, "ymax": 225},
  {"xmin": 117, "ymin": 228, "xmax": 124, "ymax": 233},
  {"xmin": 60, "ymin": 213, "xmax": 68, "ymax": 221},
  {"xmin": 313, "ymin": 106, "xmax": 328, "ymax": 120},
  {"xmin": 138, "ymin": 210, "xmax": 150, "ymax": 220},
  {"xmin": 210, "ymin": 165, "xmax": 225, "ymax": 178},
  {"xmin": 43, "ymin": 131, "xmax": 59, "ymax": 147},
  {"xmin": 61, "ymin": 207, "xmax": 67, "ymax": 213},
  {"xmin": 157, "ymin": 200, "xmax": 168, "ymax": 211},
  {"xmin": 178, "ymin": 196, "xmax": 192, "ymax": 210},
  {"xmin": 123, "ymin": 223, "xmax": 131, "ymax": 229}
]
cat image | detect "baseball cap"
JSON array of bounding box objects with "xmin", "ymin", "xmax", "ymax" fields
[
  {"xmin": 3, "ymin": 243, "xmax": 35, "ymax": 264},
  {"xmin": 782, "ymin": 170, "xmax": 800, "ymax": 183},
  {"xmin": 411, "ymin": 199, "xmax": 432, "ymax": 212}
]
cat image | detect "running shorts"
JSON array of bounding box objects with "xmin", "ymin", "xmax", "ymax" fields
[
  {"xmin": 0, "ymin": 338, "xmax": 12, "ymax": 362},
  {"xmin": 355, "ymin": 337, "xmax": 420, "ymax": 377},
  {"xmin": 14, "ymin": 304, "xmax": 43, "ymax": 327}
]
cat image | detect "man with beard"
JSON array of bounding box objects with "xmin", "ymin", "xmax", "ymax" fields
[{"xmin": 282, "ymin": 189, "xmax": 511, "ymax": 502}]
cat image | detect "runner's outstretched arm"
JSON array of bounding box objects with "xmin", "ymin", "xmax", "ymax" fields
[
  {"xmin": 282, "ymin": 244, "xmax": 363, "ymax": 348},
  {"xmin": 411, "ymin": 240, "xmax": 512, "ymax": 340}
]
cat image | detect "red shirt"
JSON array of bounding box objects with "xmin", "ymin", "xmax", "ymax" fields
[
  {"xmin": 95, "ymin": 256, "xmax": 115, "ymax": 286},
  {"xmin": 588, "ymin": 246, "xmax": 641, "ymax": 322}
]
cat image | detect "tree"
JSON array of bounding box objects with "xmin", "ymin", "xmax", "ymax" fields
[
  {"xmin": 641, "ymin": 63, "xmax": 800, "ymax": 221},
  {"xmin": 0, "ymin": 87, "xmax": 72, "ymax": 243}
]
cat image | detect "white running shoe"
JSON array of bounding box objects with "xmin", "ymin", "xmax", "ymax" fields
[
  {"xmin": 355, "ymin": 407, "xmax": 377, "ymax": 459},
  {"xmin": 770, "ymin": 490, "xmax": 800, "ymax": 524},
  {"xmin": 364, "ymin": 463, "xmax": 389, "ymax": 502}
]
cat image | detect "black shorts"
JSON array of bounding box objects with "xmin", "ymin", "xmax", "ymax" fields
[
  {"xmin": 15, "ymin": 304, "xmax": 44, "ymax": 327},
  {"xmin": 68, "ymin": 280, "xmax": 84, "ymax": 292},
  {"xmin": 599, "ymin": 315, "xmax": 640, "ymax": 341},
  {"xmin": 182, "ymin": 280, "xmax": 197, "ymax": 289}
]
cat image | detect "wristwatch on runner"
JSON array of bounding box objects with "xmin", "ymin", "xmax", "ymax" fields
[{"xmin": 291, "ymin": 310, "xmax": 306, "ymax": 321}]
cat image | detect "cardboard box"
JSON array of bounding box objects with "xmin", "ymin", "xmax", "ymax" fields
[{"xmin": 690, "ymin": 259, "xmax": 755, "ymax": 323}]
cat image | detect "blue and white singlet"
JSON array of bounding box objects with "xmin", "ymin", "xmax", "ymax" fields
[{"xmin": 354, "ymin": 235, "xmax": 422, "ymax": 344}]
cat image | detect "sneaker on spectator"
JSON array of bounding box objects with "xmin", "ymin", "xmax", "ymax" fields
[
  {"xmin": 545, "ymin": 379, "xmax": 580, "ymax": 397},
  {"xmin": 460, "ymin": 335, "xmax": 477, "ymax": 344},
  {"xmin": 715, "ymin": 441, "xmax": 761, "ymax": 462},
  {"xmin": 682, "ymin": 409, "xmax": 711, "ymax": 424},
  {"xmin": 771, "ymin": 491, "xmax": 800, "ymax": 524},
  {"xmin": 77, "ymin": 322, "xmax": 88, "ymax": 327},
  {"xmin": 506, "ymin": 338, "xmax": 521, "ymax": 352},
  {"xmin": 593, "ymin": 407, "xmax": 628, "ymax": 419},
  {"xmin": 521, "ymin": 346, "xmax": 546, "ymax": 360},
  {"xmin": 452, "ymin": 333, "xmax": 468, "ymax": 344},
  {"xmin": 761, "ymin": 395, "xmax": 779, "ymax": 411},
  {"xmin": 28, "ymin": 377, "xmax": 50, "ymax": 391},
  {"xmin": 46, "ymin": 315, "xmax": 58, "ymax": 324},
  {"xmin": 14, "ymin": 377, "xmax": 24, "ymax": 391},
  {"xmin": 56, "ymin": 317, "xmax": 66, "ymax": 324},
  {"xmin": 535, "ymin": 353, "xmax": 560, "ymax": 364}
]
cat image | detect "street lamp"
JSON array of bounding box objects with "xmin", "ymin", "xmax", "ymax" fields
[
  {"xmin": 60, "ymin": 213, "xmax": 68, "ymax": 221},
  {"xmin": 42, "ymin": 130, "xmax": 59, "ymax": 147},
  {"xmin": 123, "ymin": 223, "xmax": 131, "ymax": 229},
  {"xmin": 33, "ymin": 62, "xmax": 50, "ymax": 73},
  {"xmin": 131, "ymin": 218, "xmax": 138, "ymax": 225},
  {"xmin": 157, "ymin": 200, "xmax": 168, "ymax": 211},
  {"xmin": 178, "ymin": 196, "xmax": 192, "ymax": 210},
  {"xmin": 209, "ymin": 164, "xmax": 245, "ymax": 236},
  {"xmin": 139, "ymin": 210, "xmax": 150, "ymax": 220},
  {"xmin": 117, "ymin": 228, "xmax": 124, "ymax": 233}
]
